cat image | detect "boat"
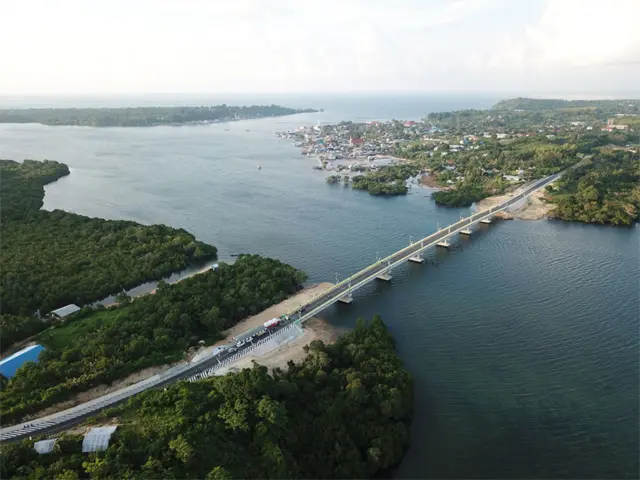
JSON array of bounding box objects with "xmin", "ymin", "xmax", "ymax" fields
[{"xmin": 257, "ymin": 165, "xmax": 262, "ymax": 170}]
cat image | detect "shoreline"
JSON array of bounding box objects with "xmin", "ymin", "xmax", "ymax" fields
[
  {"xmin": 21, "ymin": 283, "xmax": 338, "ymax": 421},
  {"xmin": 477, "ymin": 189, "xmax": 555, "ymax": 220}
]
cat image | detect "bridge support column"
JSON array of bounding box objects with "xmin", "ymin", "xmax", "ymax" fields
[
  {"xmin": 460, "ymin": 228, "xmax": 472, "ymax": 235},
  {"xmin": 338, "ymin": 293, "xmax": 353, "ymax": 304},
  {"xmin": 480, "ymin": 217, "xmax": 492, "ymax": 224},
  {"xmin": 376, "ymin": 270, "xmax": 392, "ymax": 281},
  {"xmin": 436, "ymin": 239, "xmax": 451, "ymax": 248},
  {"xmin": 408, "ymin": 253, "xmax": 424, "ymax": 263}
]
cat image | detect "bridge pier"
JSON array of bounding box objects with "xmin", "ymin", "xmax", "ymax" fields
[
  {"xmin": 460, "ymin": 228, "xmax": 472, "ymax": 235},
  {"xmin": 338, "ymin": 293, "xmax": 353, "ymax": 304},
  {"xmin": 436, "ymin": 239, "xmax": 451, "ymax": 248},
  {"xmin": 376, "ymin": 271, "xmax": 392, "ymax": 281},
  {"xmin": 408, "ymin": 253, "xmax": 424, "ymax": 263},
  {"xmin": 480, "ymin": 217, "xmax": 492, "ymax": 224}
]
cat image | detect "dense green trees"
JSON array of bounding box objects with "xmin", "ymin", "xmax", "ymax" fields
[
  {"xmin": 351, "ymin": 164, "xmax": 420, "ymax": 195},
  {"xmin": 0, "ymin": 105, "xmax": 317, "ymax": 127},
  {"xmin": 549, "ymin": 150, "xmax": 639, "ymax": 225},
  {"xmin": 0, "ymin": 255, "xmax": 306, "ymax": 424},
  {"xmin": 0, "ymin": 316, "xmax": 413, "ymax": 479},
  {"xmin": 0, "ymin": 160, "xmax": 217, "ymax": 317},
  {"xmin": 432, "ymin": 185, "xmax": 487, "ymax": 207},
  {"xmin": 0, "ymin": 159, "xmax": 69, "ymax": 221},
  {"xmin": 0, "ymin": 314, "xmax": 49, "ymax": 353}
]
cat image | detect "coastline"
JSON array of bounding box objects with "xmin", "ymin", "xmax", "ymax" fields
[
  {"xmin": 477, "ymin": 189, "xmax": 554, "ymax": 220},
  {"xmin": 22, "ymin": 283, "xmax": 338, "ymax": 420}
]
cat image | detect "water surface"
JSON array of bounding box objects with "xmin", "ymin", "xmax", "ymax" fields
[{"xmin": 1, "ymin": 95, "xmax": 637, "ymax": 479}]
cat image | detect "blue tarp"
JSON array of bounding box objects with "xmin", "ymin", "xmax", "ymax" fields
[{"xmin": 0, "ymin": 344, "xmax": 45, "ymax": 378}]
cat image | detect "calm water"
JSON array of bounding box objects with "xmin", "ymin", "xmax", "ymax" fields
[{"xmin": 1, "ymin": 95, "xmax": 638, "ymax": 479}]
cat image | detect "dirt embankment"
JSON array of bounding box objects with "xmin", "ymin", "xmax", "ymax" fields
[
  {"xmin": 208, "ymin": 282, "xmax": 334, "ymax": 348},
  {"xmin": 22, "ymin": 283, "xmax": 338, "ymax": 420},
  {"xmin": 477, "ymin": 190, "xmax": 554, "ymax": 220},
  {"xmin": 214, "ymin": 317, "xmax": 343, "ymax": 374}
]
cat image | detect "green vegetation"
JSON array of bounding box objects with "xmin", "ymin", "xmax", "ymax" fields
[
  {"xmin": 0, "ymin": 160, "xmax": 217, "ymax": 318},
  {"xmin": 351, "ymin": 164, "xmax": 420, "ymax": 195},
  {"xmin": 400, "ymin": 138, "xmax": 579, "ymax": 206},
  {"xmin": 427, "ymin": 98, "xmax": 640, "ymax": 134},
  {"xmin": 0, "ymin": 255, "xmax": 306, "ymax": 424},
  {"xmin": 1, "ymin": 316, "xmax": 413, "ymax": 480},
  {"xmin": 0, "ymin": 315, "xmax": 48, "ymax": 353},
  {"xmin": 326, "ymin": 175, "xmax": 341, "ymax": 184},
  {"xmin": 0, "ymin": 105, "xmax": 317, "ymax": 127},
  {"xmin": 0, "ymin": 159, "xmax": 69, "ymax": 221},
  {"xmin": 432, "ymin": 185, "xmax": 487, "ymax": 207},
  {"xmin": 549, "ymin": 149, "xmax": 639, "ymax": 225}
]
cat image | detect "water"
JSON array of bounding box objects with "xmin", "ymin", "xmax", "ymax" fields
[{"xmin": 1, "ymin": 95, "xmax": 638, "ymax": 479}]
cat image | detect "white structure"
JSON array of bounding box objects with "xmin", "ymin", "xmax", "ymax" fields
[
  {"xmin": 50, "ymin": 304, "xmax": 81, "ymax": 319},
  {"xmin": 34, "ymin": 439, "xmax": 57, "ymax": 454},
  {"xmin": 82, "ymin": 426, "xmax": 118, "ymax": 452}
]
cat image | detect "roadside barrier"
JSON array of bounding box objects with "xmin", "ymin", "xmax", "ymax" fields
[{"xmin": 187, "ymin": 324, "xmax": 297, "ymax": 382}]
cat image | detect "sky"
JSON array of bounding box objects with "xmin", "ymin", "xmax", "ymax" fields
[{"xmin": 1, "ymin": 0, "xmax": 639, "ymax": 96}]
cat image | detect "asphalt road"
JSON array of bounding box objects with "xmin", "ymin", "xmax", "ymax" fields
[{"xmin": 0, "ymin": 173, "xmax": 560, "ymax": 444}]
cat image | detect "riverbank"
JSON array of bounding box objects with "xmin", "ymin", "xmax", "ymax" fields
[
  {"xmin": 22, "ymin": 283, "xmax": 336, "ymax": 420},
  {"xmin": 477, "ymin": 189, "xmax": 554, "ymax": 220},
  {"xmin": 213, "ymin": 317, "xmax": 342, "ymax": 374}
]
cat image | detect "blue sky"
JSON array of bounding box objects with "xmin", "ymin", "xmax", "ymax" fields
[{"xmin": 2, "ymin": 0, "xmax": 639, "ymax": 96}]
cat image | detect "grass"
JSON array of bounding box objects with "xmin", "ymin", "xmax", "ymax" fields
[{"xmin": 38, "ymin": 308, "xmax": 124, "ymax": 350}]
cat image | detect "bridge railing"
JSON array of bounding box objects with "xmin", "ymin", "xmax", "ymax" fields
[{"xmin": 290, "ymin": 173, "xmax": 561, "ymax": 318}]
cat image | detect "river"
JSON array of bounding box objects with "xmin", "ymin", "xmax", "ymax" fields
[{"xmin": 1, "ymin": 94, "xmax": 638, "ymax": 479}]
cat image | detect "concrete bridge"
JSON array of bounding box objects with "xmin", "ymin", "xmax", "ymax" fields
[
  {"xmin": 286, "ymin": 172, "xmax": 561, "ymax": 325},
  {"xmin": 0, "ymin": 172, "xmax": 561, "ymax": 444}
]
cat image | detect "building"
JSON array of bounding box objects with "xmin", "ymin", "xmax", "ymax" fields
[
  {"xmin": 349, "ymin": 137, "xmax": 364, "ymax": 147},
  {"xmin": 82, "ymin": 426, "xmax": 118, "ymax": 452},
  {"xmin": 50, "ymin": 304, "xmax": 81, "ymax": 319},
  {"xmin": 0, "ymin": 344, "xmax": 45, "ymax": 378}
]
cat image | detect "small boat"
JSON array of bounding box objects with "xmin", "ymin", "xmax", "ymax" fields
[{"xmin": 257, "ymin": 165, "xmax": 262, "ymax": 170}]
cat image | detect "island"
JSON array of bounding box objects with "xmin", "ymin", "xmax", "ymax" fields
[
  {"xmin": 0, "ymin": 104, "xmax": 318, "ymax": 127},
  {"xmin": 280, "ymin": 98, "xmax": 639, "ymax": 225},
  {"xmin": 1, "ymin": 316, "xmax": 413, "ymax": 479}
]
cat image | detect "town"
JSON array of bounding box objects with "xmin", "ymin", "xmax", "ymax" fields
[{"xmin": 276, "ymin": 99, "xmax": 639, "ymax": 213}]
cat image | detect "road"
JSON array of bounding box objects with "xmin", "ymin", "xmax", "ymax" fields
[{"xmin": 0, "ymin": 172, "xmax": 561, "ymax": 444}]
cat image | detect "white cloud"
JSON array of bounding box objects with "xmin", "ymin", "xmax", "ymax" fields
[
  {"xmin": 0, "ymin": 0, "xmax": 637, "ymax": 95},
  {"xmin": 486, "ymin": 0, "xmax": 640, "ymax": 70}
]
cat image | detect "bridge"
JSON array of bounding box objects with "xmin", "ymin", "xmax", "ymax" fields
[{"xmin": 0, "ymin": 172, "xmax": 561, "ymax": 444}]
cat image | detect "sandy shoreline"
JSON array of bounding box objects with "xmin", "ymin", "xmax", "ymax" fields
[
  {"xmin": 477, "ymin": 189, "xmax": 554, "ymax": 220},
  {"xmin": 213, "ymin": 317, "xmax": 343, "ymax": 374},
  {"xmin": 21, "ymin": 283, "xmax": 338, "ymax": 421}
]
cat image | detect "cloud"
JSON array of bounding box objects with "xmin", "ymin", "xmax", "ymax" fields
[
  {"xmin": 485, "ymin": 0, "xmax": 640, "ymax": 71},
  {"xmin": 0, "ymin": 0, "xmax": 637, "ymax": 94}
]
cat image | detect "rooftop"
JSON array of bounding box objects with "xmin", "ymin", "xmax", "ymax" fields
[{"xmin": 50, "ymin": 304, "xmax": 81, "ymax": 318}]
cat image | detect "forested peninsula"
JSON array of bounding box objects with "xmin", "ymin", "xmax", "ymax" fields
[
  {"xmin": 0, "ymin": 254, "xmax": 306, "ymax": 424},
  {"xmin": 0, "ymin": 159, "xmax": 217, "ymax": 319},
  {"xmin": 0, "ymin": 105, "xmax": 317, "ymax": 127},
  {"xmin": 1, "ymin": 316, "xmax": 413, "ymax": 480}
]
